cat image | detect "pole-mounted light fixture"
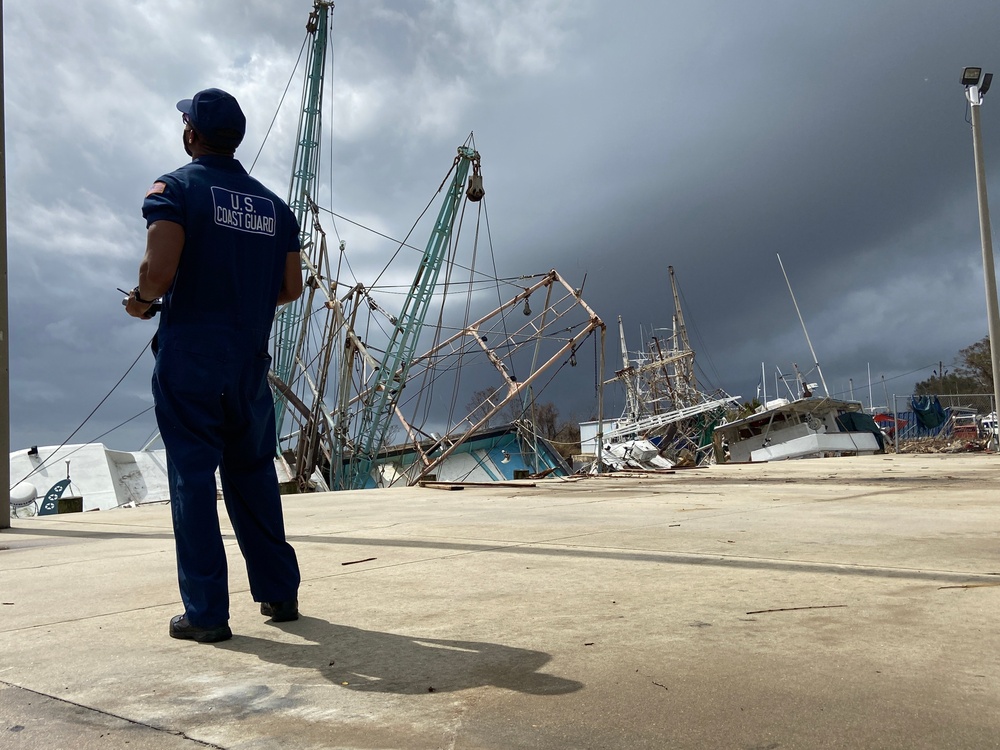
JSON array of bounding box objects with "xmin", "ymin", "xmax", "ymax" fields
[
  {"xmin": 961, "ymin": 66, "xmax": 1000, "ymax": 451},
  {"xmin": 962, "ymin": 67, "xmax": 983, "ymax": 87}
]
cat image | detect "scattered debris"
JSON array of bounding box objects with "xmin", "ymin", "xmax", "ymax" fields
[
  {"xmin": 341, "ymin": 557, "xmax": 377, "ymax": 566},
  {"xmin": 897, "ymin": 438, "xmax": 990, "ymax": 454},
  {"xmin": 938, "ymin": 582, "xmax": 1000, "ymax": 590},
  {"xmin": 418, "ymin": 480, "xmax": 535, "ymax": 489},
  {"xmin": 746, "ymin": 604, "xmax": 847, "ymax": 615}
]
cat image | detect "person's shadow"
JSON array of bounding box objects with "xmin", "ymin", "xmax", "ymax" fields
[{"xmin": 217, "ymin": 616, "xmax": 582, "ymax": 695}]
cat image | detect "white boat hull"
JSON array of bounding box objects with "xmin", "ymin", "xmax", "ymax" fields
[{"xmin": 749, "ymin": 431, "xmax": 880, "ymax": 462}]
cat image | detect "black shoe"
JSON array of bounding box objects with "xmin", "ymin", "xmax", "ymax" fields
[
  {"xmin": 169, "ymin": 614, "xmax": 232, "ymax": 643},
  {"xmin": 260, "ymin": 599, "xmax": 298, "ymax": 622}
]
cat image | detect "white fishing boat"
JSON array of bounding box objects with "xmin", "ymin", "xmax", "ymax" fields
[
  {"xmin": 711, "ymin": 396, "xmax": 883, "ymax": 463},
  {"xmin": 710, "ymin": 254, "xmax": 885, "ymax": 464}
]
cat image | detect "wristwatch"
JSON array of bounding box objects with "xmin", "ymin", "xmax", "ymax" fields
[{"xmin": 132, "ymin": 286, "xmax": 157, "ymax": 305}]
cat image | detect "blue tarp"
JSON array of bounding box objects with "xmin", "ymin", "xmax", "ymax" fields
[{"xmin": 910, "ymin": 395, "xmax": 948, "ymax": 429}]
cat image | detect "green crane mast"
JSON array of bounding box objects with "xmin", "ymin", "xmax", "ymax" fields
[
  {"xmin": 338, "ymin": 146, "xmax": 484, "ymax": 489},
  {"xmin": 272, "ymin": 0, "xmax": 333, "ymax": 436},
  {"xmin": 267, "ymin": 2, "xmax": 485, "ymax": 491}
]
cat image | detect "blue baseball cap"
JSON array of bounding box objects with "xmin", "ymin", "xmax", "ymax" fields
[{"xmin": 176, "ymin": 88, "xmax": 246, "ymax": 149}]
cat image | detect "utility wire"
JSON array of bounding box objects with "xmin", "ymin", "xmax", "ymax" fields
[{"xmin": 10, "ymin": 339, "xmax": 155, "ymax": 490}]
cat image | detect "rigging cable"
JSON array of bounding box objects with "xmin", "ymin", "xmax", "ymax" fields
[
  {"xmin": 316, "ymin": 205, "xmax": 536, "ymax": 292},
  {"xmin": 326, "ymin": 20, "xmax": 341, "ymax": 243},
  {"xmin": 481, "ymin": 198, "xmax": 518, "ymax": 387},
  {"xmin": 676, "ymin": 280, "xmax": 724, "ymax": 390},
  {"xmin": 448, "ymin": 198, "xmax": 488, "ymax": 426},
  {"xmin": 248, "ymin": 34, "xmax": 309, "ymax": 175}
]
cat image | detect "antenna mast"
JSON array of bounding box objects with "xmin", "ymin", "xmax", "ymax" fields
[{"xmin": 776, "ymin": 253, "xmax": 829, "ymax": 397}]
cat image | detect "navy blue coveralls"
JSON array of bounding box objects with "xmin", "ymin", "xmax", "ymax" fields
[{"xmin": 143, "ymin": 155, "xmax": 301, "ymax": 628}]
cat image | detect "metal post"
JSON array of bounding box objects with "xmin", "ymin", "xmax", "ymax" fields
[
  {"xmin": 596, "ymin": 323, "xmax": 605, "ymax": 474},
  {"xmin": 0, "ymin": 1, "xmax": 10, "ymax": 530},
  {"xmin": 893, "ymin": 393, "xmax": 901, "ymax": 454},
  {"xmin": 966, "ymin": 80, "xmax": 1000, "ymax": 452}
]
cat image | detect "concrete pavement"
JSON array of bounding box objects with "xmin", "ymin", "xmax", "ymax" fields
[{"xmin": 1, "ymin": 453, "xmax": 999, "ymax": 749}]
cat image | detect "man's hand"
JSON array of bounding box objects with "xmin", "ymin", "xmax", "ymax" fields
[{"xmin": 124, "ymin": 289, "xmax": 158, "ymax": 320}]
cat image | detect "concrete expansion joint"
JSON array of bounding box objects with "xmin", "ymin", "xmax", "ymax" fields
[{"xmin": 0, "ymin": 679, "xmax": 226, "ymax": 749}]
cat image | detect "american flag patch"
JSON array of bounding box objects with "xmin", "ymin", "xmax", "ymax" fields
[{"xmin": 145, "ymin": 181, "xmax": 167, "ymax": 197}]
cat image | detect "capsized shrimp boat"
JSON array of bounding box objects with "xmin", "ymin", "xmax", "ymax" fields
[{"xmin": 712, "ymin": 396, "xmax": 883, "ymax": 463}]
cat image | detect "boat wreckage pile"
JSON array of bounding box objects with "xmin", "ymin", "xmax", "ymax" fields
[{"xmin": 580, "ymin": 267, "xmax": 740, "ymax": 473}]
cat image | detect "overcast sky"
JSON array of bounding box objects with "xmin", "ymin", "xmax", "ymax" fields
[{"xmin": 6, "ymin": 0, "xmax": 1000, "ymax": 452}]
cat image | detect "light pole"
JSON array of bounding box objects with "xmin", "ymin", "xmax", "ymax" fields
[
  {"xmin": 963, "ymin": 66, "xmax": 1000, "ymax": 451},
  {"xmin": 0, "ymin": 1, "xmax": 9, "ymax": 529}
]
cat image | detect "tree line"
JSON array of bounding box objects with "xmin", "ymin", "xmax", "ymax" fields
[{"xmin": 913, "ymin": 336, "xmax": 994, "ymax": 395}]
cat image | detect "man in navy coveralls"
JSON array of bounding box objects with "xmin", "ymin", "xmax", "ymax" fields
[{"xmin": 125, "ymin": 88, "xmax": 302, "ymax": 643}]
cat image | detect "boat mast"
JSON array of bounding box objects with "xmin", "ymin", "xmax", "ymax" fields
[
  {"xmin": 617, "ymin": 316, "xmax": 641, "ymax": 422},
  {"xmin": 668, "ymin": 266, "xmax": 690, "ymax": 352},
  {"xmin": 776, "ymin": 253, "xmax": 829, "ymax": 397}
]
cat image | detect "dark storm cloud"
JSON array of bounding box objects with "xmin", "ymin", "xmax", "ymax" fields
[
  {"xmin": 469, "ymin": 0, "xmax": 1000, "ymax": 408},
  {"xmin": 5, "ymin": 0, "xmax": 1000, "ymax": 451}
]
